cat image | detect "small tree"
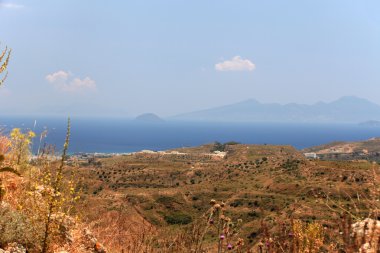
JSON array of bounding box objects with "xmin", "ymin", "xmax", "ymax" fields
[{"xmin": 10, "ymin": 128, "xmax": 36, "ymax": 165}]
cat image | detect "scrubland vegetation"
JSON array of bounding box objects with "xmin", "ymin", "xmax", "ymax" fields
[
  {"xmin": 1, "ymin": 45, "xmax": 379, "ymax": 252},
  {"xmin": 78, "ymin": 144, "xmax": 379, "ymax": 253}
]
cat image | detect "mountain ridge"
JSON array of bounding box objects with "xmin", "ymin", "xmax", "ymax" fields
[{"xmin": 172, "ymin": 96, "xmax": 380, "ymax": 123}]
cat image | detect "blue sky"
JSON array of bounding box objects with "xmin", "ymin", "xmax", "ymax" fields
[{"xmin": 0, "ymin": 0, "xmax": 380, "ymax": 117}]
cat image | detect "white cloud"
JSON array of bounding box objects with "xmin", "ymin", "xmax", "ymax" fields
[
  {"xmin": 46, "ymin": 70, "xmax": 70, "ymax": 83},
  {"xmin": 65, "ymin": 77, "xmax": 96, "ymax": 92},
  {"xmin": 0, "ymin": 3, "xmax": 25, "ymax": 9},
  {"xmin": 46, "ymin": 70, "xmax": 97, "ymax": 93},
  {"xmin": 215, "ymin": 56, "xmax": 256, "ymax": 72}
]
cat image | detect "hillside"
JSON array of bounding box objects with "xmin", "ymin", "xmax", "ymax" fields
[
  {"xmin": 303, "ymin": 137, "xmax": 380, "ymax": 161},
  {"xmin": 1, "ymin": 140, "xmax": 379, "ymax": 252},
  {"xmin": 74, "ymin": 143, "xmax": 380, "ymax": 252},
  {"xmin": 172, "ymin": 96, "xmax": 380, "ymax": 123}
]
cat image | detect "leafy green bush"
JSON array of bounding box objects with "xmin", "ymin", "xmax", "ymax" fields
[
  {"xmin": 164, "ymin": 212, "xmax": 192, "ymax": 225},
  {"xmin": 229, "ymin": 199, "xmax": 244, "ymax": 207},
  {"xmin": 281, "ymin": 159, "xmax": 300, "ymax": 171},
  {"xmin": 211, "ymin": 141, "xmax": 240, "ymax": 152},
  {"xmin": 156, "ymin": 196, "xmax": 178, "ymax": 207},
  {"xmin": 211, "ymin": 142, "xmax": 226, "ymax": 152}
]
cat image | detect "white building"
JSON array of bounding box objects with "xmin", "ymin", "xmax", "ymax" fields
[{"xmin": 304, "ymin": 152, "xmax": 317, "ymax": 159}]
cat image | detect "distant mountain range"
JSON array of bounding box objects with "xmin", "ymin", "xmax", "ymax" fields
[{"xmin": 172, "ymin": 96, "xmax": 380, "ymax": 123}]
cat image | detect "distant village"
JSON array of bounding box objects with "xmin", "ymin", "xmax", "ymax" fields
[{"xmin": 57, "ymin": 149, "xmax": 228, "ymax": 165}]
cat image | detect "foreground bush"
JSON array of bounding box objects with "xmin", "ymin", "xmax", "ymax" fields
[
  {"xmin": 0, "ymin": 120, "xmax": 84, "ymax": 252},
  {"xmin": 0, "ymin": 202, "xmax": 35, "ymax": 249}
]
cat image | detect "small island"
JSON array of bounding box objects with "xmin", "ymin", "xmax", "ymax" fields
[{"xmin": 135, "ymin": 113, "xmax": 165, "ymax": 123}]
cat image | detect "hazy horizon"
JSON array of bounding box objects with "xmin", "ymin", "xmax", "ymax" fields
[
  {"xmin": 0, "ymin": 95, "xmax": 379, "ymax": 119},
  {"xmin": 1, "ymin": 1, "xmax": 380, "ymax": 117}
]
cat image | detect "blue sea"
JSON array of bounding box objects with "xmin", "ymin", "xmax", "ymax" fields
[{"xmin": 1, "ymin": 116, "xmax": 380, "ymax": 154}]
